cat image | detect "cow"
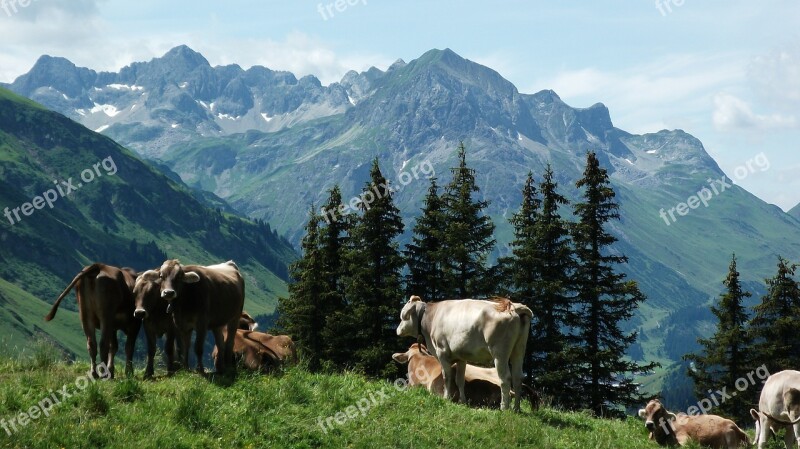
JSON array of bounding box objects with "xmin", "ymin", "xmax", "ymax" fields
[
  {"xmin": 752, "ymin": 370, "xmax": 800, "ymax": 448},
  {"xmin": 213, "ymin": 330, "xmax": 297, "ymax": 372},
  {"xmin": 132, "ymin": 271, "xmax": 181, "ymax": 378},
  {"xmin": 638, "ymin": 399, "xmax": 749, "ymax": 448},
  {"xmin": 396, "ymin": 295, "xmax": 532, "ymax": 411},
  {"xmin": 45, "ymin": 263, "xmax": 141, "ymax": 379},
  {"xmin": 239, "ymin": 312, "xmax": 258, "ymax": 331},
  {"xmin": 139, "ymin": 259, "xmax": 245, "ymax": 374},
  {"xmin": 392, "ymin": 343, "xmax": 538, "ymax": 409}
]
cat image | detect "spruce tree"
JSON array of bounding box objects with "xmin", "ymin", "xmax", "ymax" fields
[
  {"xmin": 342, "ymin": 158, "xmax": 405, "ymax": 377},
  {"xmin": 441, "ymin": 141, "xmax": 496, "ymax": 298},
  {"xmin": 530, "ymin": 165, "xmax": 576, "ymax": 404},
  {"xmin": 276, "ymin": 207, "xmax": 326, "ymax": 371},
  {"xmin": 685, "ymin": 254, "xmax": 754, "ymax": 422},
  {"xmin": 501, "ymin": 172, "xmax": 540, "ymax": 382},
  {"xmin": 569, "ymin": 151, "xmax": 657, "ymax": 416},
  {"xmin": 404, "ymin": 177, "xmax": 448, "ymax": 301},
  {"xmin": 318, "ymin": 186, "xmax": 352, "ymax": 368},
  {"xmin": 749, "ymin": 256, "xmax": 800, "ymax": 374}
]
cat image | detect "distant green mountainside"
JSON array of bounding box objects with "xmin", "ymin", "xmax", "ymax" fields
[{"xmin": 0, "ymin": 87, "xmax": 296, "ymax": 356}]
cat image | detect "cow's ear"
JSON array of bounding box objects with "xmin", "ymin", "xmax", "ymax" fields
[
  {"xmin": 637, "ymin": 409, "xmax": 646, "ymax": 419},
  {"xmin": 750, "ymin": 409, "xmax": 760, "ymax": 420},
  {"xmin": 140, "ymin": 270, "xmax": 160, "ymax": 282},
  {"xmin": 392, "ymin": 353, "xmax": 409, "ymax": 363},
  {"xmin": 666, "ymin": 412, "xmax": 677, "ymax": 422},
  {"xmin": 184, "ymin": 271, "xmax": 201, "ymax": 284}
]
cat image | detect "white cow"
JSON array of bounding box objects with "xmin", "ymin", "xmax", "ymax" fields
[
  {"xmin": 396, "ymin": 295, "xmax": 532, "ymax": 411},
  {"xmin": 753, "ymin": 370, "xmax": 800, "ymax": 448}
]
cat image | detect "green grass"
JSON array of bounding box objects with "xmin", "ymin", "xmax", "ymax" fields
[{"xmin": 0, "ymin": 350, "xmax": 774, "ymax": 449}]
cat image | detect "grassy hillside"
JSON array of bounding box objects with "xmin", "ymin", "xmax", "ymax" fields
[{"xmin": 0, "ymin": 352, "xmax": 692, "ymax": 449}]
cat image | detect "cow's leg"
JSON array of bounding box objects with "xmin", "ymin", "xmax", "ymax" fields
[
  {"xmin": 143, "ymin": 325, "xmax": 157, "ymax": 378},
  {"xmin": 438, "ymin": 355, "xmax": 456, "ymax": 401},
  {"xmin": 792, "ymin": 422, "xmax": 800, "ymax": 448},
  {"xmin": 194, "ymin": 327, "xmax": 207, "ymax": 374},
  {"xmin": 99, "ymin": 327, "xmax": 114, "ymax": 379},
  {"xmin": 224, "ymin": 320, "xmax": 238, "ymax": 374},
  {"xmin": 84, "ymin": 323, "xmax": 98, "ymax": 378},
  {"xmin": 455, "ymin": 361, "xmax": 466, "ymax": 404},
  {"xmin": 165, "ymin": 331, "xmax": 177, "ymax": 375},
  {"xmin": 494, "ymin": 356, "xmax": 512, "ymax": 411},
  {"xmin": 786, "ymin": 425, "xmax": 796, "ymax": 449},
  {"xmin": 211, "ymin": 326, "xmax": 225, "ymax": 373},
  {"xmin": 124, "ymin": 323, "xmax": 139, "ymax": 378},
  {"xmin": 109, "ymin": 330, "xmax": 119, "ymax": 379},
  {"xmin": 178, "ymin": 329, "xmax": 191, "ymax": 371}
]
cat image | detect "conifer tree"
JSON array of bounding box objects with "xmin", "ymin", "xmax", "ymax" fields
[
  {"xmin": 501, "ymin": 172, "xmax": 540, "ymax": 380},
  {"xmin": 276, "ymin": 207, "xmax": 326, "ymax": 371},
  {"xmin": 685, "ymin": 254, "xmax": 754, "ymax": 422},
  {"xmin": 318, "ymin": 186, "xmax": 353, "ymax": 368},
  {"xmin": 404, "ymin": 177, "xmax": 448, "ymax": 301},
  {"xmin": 441, "ymin": 142, "xmax": 496, "ymax": 298},
  {"xmin": 341, "ymin": 158, "xmax": 405, "ymax": 377},
  {"xmin": 749, "ymin": 256, "xmax": 800, "ymax": 374},
  {"xmin": 568, "ymin": 151, "xmax": 657, "ymax": 416},
  {"xmin": 530, "ymin": 166, "xmax": 576, "ymax": 404}
]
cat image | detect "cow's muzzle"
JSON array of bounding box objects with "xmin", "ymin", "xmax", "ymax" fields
[
  {"xmin": 161, "ymin": 289, "xmax": 176, "ymax": 299},
  {"xmin": 133, "ymin": 308, "xmax": 148, "ymax": 319},
  {"xmin": 645, "ymin": 420, "xmax": 655, "ymax": 431}
]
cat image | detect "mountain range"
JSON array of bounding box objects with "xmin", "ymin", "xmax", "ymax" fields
[{"xmin": 5, "ymin": 46, "xmax": 800, "ymax": 392}]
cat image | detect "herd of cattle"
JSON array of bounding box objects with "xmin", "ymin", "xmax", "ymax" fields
[
  {"xmin": 45, "ymin": 260, "xmax": 295, "ymax": 379},
  {"xmin": 41, "ymin": 260, "xmax": 800, "ymax": 447}
]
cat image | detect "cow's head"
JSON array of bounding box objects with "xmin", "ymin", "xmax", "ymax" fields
[
  {"xmin": 638, "ymin": 399, "xmax": 677, "ymax": 444},
  {"xmin": 133, "ymin": 270, "xmax": 161, "ymax": 319},
  {"xmin": 239, "ymin": 312, "xmax": 258, "ymax": 331},
  {"xmin": 396, "ymin": 295, "xmax": 425, "ymax": 338},
  {"xmin": 147, "ymin": 259, "xmax": 201, "ymax": 312}
]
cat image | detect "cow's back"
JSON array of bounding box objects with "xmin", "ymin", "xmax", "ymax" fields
[
  {"xmin": 186, "ymin": 262, "xmax": 245, "ymax": 328},
  {"xmin": 427, "ymin": 299, "xmax": 528, "ymax": 364},
  {"xmin": 675, "ymin": 414, "xmax": 747, "ymax": 448}
]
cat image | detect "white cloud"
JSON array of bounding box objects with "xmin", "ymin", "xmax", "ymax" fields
[{"xmin": 712, "ymin": 93, "xmax": 797, "ymax": 131}]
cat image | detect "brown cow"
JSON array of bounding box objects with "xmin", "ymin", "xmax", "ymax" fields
[
  {"xmin": 392, "ymin": 343, "xmax": 537, "ymax": 409},
  {"xmin": 214, "ymin": 329, "xmax": 297, "ymax": 372},
  {"xmin": 140, "ymin": 259, "xmax": 244, "ymax": 374},
  {"xmin": 45, "ymin": 263, "xmax": 141, "ymax": 379},
  {"xmin": 132, "ymin": 271, "xmax": 180, "ymax": 377},
  {"xmin": 638, "ymin": 399, "xmax": 749, "ymax": 448}
]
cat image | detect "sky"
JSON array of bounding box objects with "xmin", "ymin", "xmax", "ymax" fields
[{"xmin": 1, "ymin": 0, "xmax": 800, "ymax": 209}]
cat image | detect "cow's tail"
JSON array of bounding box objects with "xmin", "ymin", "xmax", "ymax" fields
[
  {"xmin": 45, "ymin": 264, "xmax": 100, "ymax": 321},
  {"xmin": 514, "ymin": 304, "xmax": 533, "ymax": 322},
  {"xmin": 764, "ymin": 410, "xmax": 800, "ymax": 425}
]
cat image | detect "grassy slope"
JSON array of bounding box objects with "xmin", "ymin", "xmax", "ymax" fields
[{"xmin": 0, "ymin": 355, "xmax": 708, "ymax": 449}]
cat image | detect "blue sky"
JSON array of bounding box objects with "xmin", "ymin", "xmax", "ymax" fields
[{"xmin": 2, "ymin": 0, "xmax": 800, "ymax": 209}]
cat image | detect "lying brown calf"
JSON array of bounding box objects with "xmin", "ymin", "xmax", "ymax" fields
[
  {"xmin": 638, "ymin": 399, "xmax": 749, "ymax": 448},
  {"xmin": 392, "ymin": 343, "xmax": 537, "ymax": 409},
  {"xmin": 213, "ymin": 329, "xmax": 297, "ymax": 372}
]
